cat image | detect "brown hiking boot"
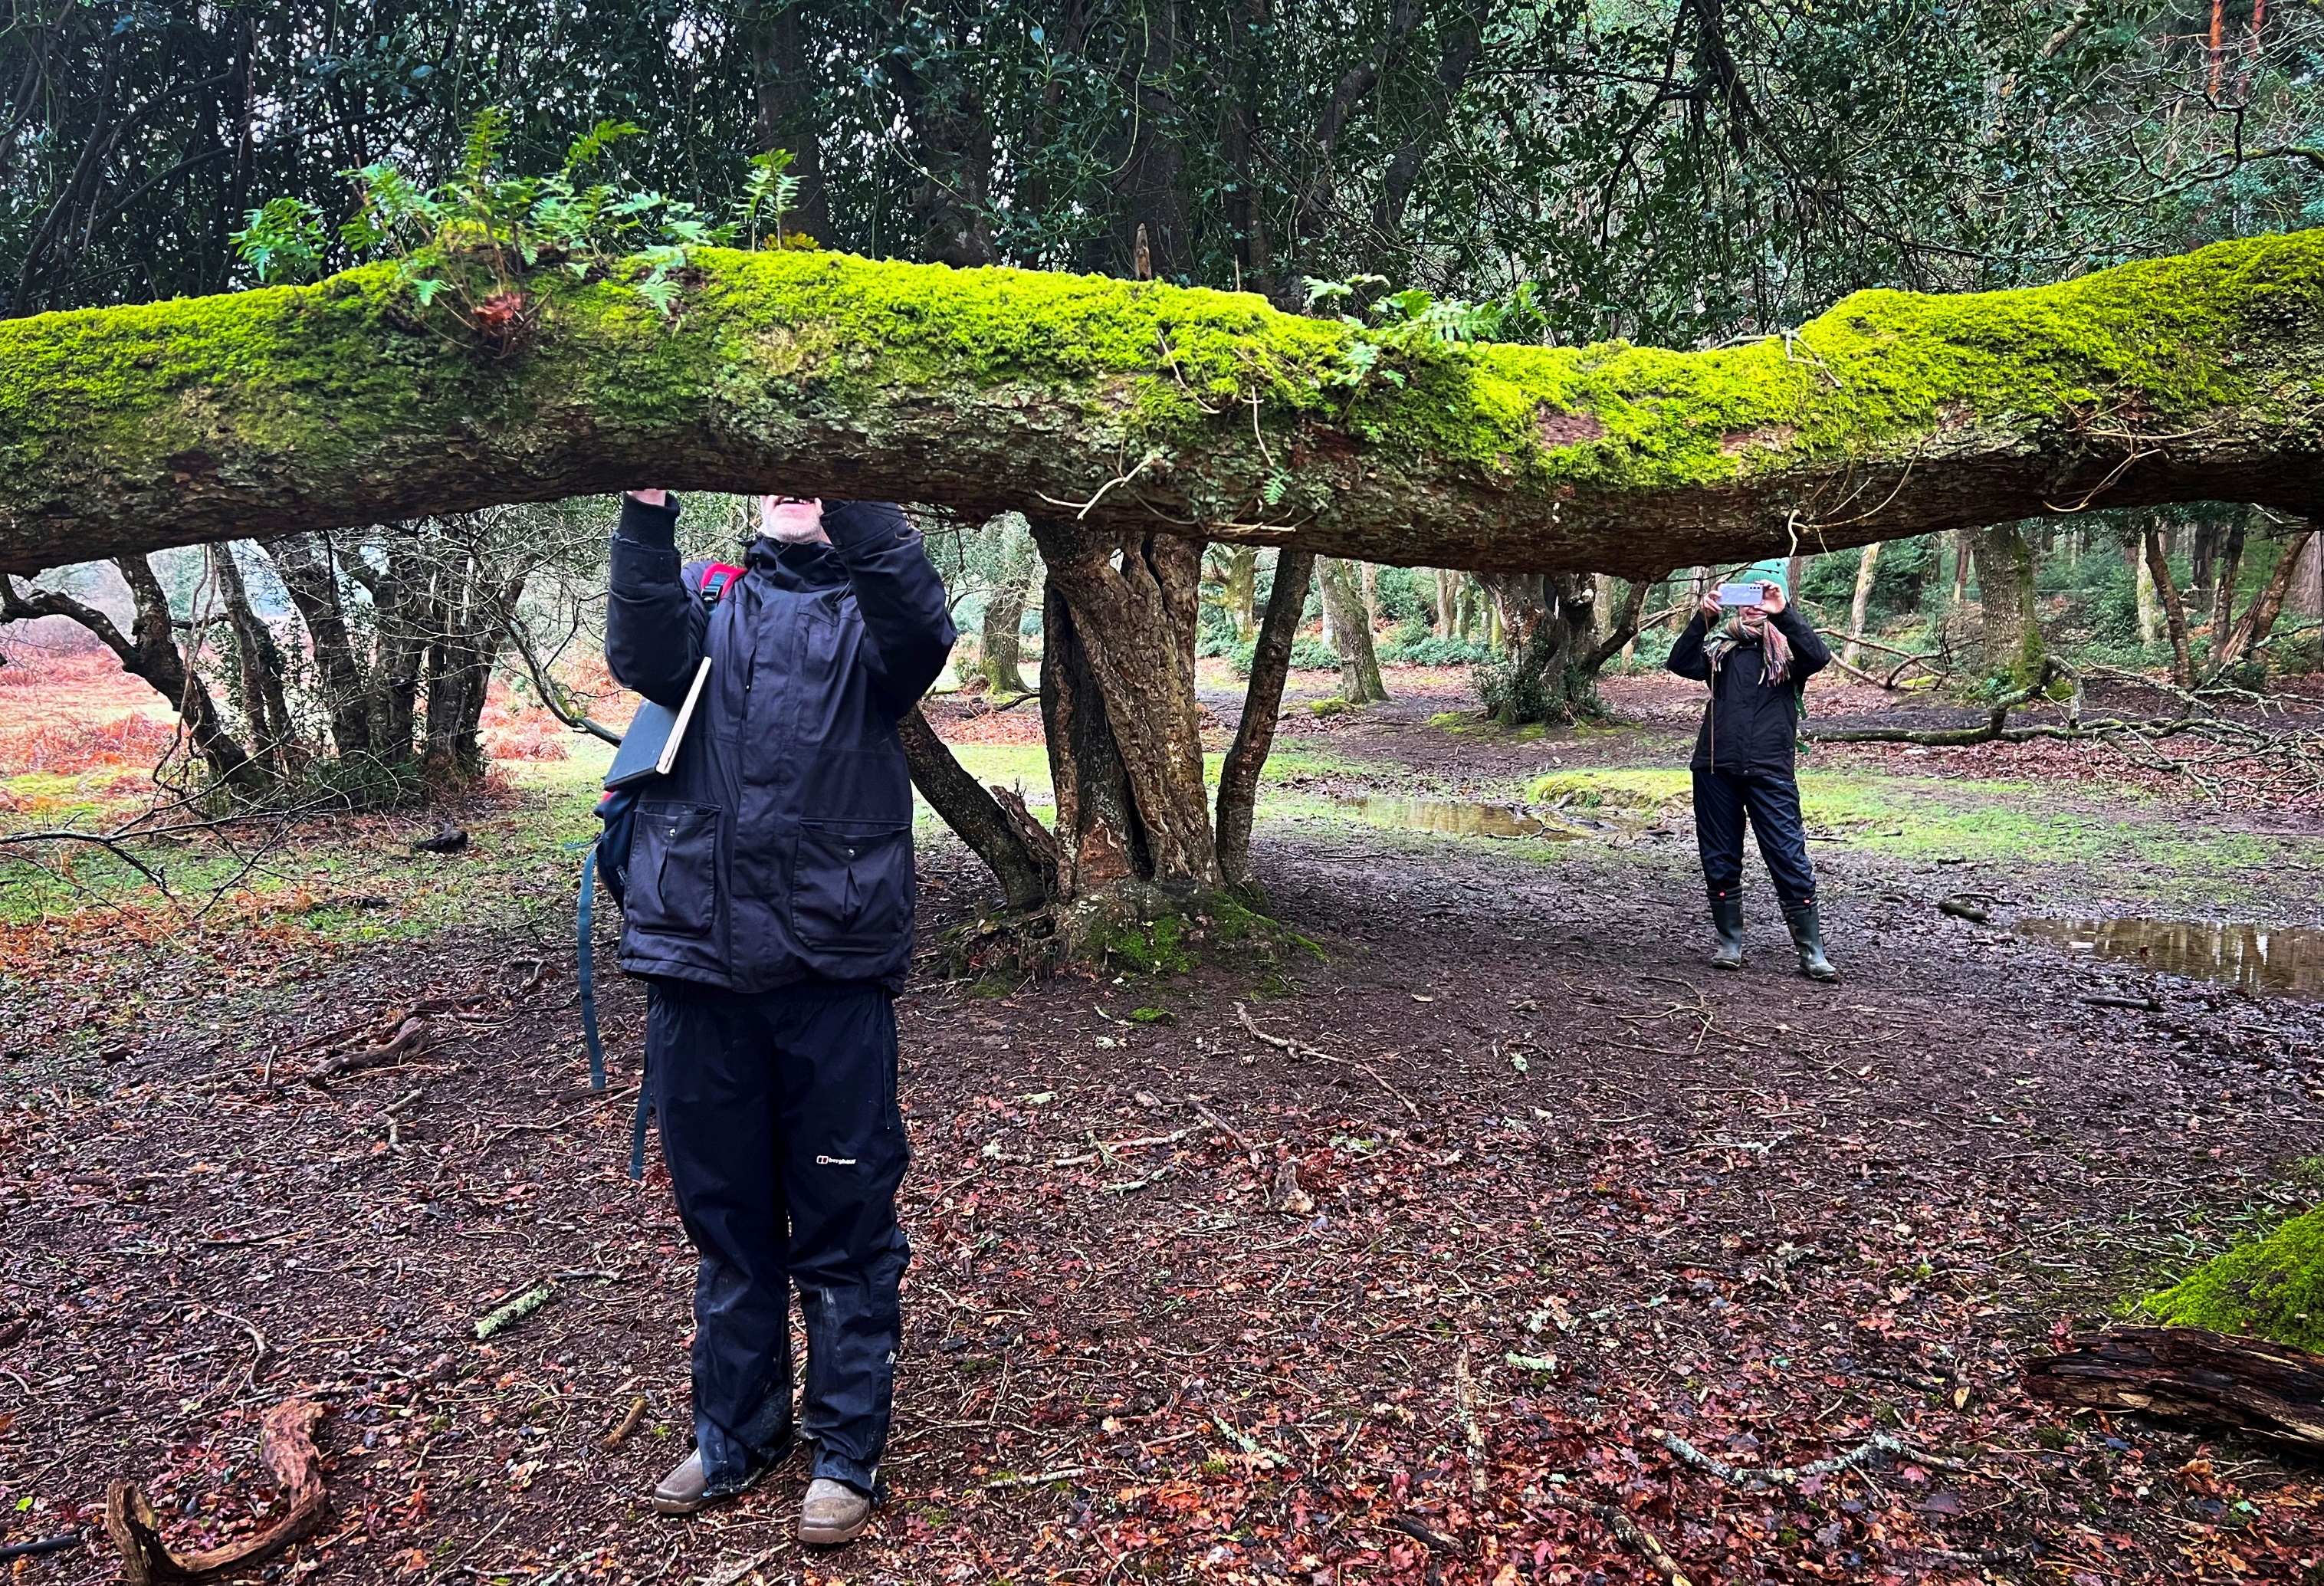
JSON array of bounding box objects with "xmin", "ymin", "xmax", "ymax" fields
[
  {"xmin": 797, "ymin": 1477, "xmax": 872, "ymax": 1545},
  {"xmin": 650, "ymin": 1450, "xmax": 714, "ymax": 1516}
]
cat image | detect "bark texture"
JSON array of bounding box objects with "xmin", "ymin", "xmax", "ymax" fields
[
  {"xmin": 2023, "ymin": 1327, "xmax": 2324, "ymax": 1451},
  {"xmin": 7, "ymin": 231, "xmax": 2323, "ymax": 576}
]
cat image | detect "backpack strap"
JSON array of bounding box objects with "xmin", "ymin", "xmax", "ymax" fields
[
  {"xmin": 577, "ymin": 843, "xmax": 606, "ymax": 1093},
  {"xmin": 698, "ymin": 561, "xmax": 746, "ymax": 606}
]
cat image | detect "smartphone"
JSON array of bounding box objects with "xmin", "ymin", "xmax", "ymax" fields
[{"xmin": 1715, "ymin": 582, "xmax": 1766, "ymax": 609}]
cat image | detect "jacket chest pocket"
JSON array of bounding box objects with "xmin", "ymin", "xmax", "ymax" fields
[
  {"xmin": 629, "ymin": 802, "xmax": 721, "ymax": 938},
  {"xmin": 790, "ymin": 822, "xmax": 913, "ymax": 951}
]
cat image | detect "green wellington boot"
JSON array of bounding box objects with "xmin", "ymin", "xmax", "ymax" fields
[
  {"xmin": 1781, "ymin": 901, "xmax": 1840, "ymax": 983},
  {"xmin": 1709, "ymin": 895, "xmax": 1745, "ymax": 970}
]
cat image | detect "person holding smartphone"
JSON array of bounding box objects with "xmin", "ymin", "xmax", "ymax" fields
[
  {"xmin": 1666, "ymin": 576, "xmax": 1840, "ymax": 981},
  {"xmin": 607, "ymin": 488, "xmax": 955, "ymax": 1544}
]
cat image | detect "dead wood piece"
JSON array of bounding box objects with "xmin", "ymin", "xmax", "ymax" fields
[
  {"xmin": 105, "ymin": 1399, "xmax": 330, "ymax": 1586},
  {"xmin": 2021, "ymin": 1326, "xmax": 2324, "ymax": 1450},
  {"xmin": 2079, "ymin": 993, "xmax": 2162, "ymax": 1011},
  {"xmin": 598, "ymin": 1395, "xmax": 646, "ymax": 1452},
  {"xmin": 314, "ymin": 1016, "xmax": 433, "ymax": 1078},
  {"xmin": 1540, "ymin": 1489, "xmax": 1693, "ymax": 1586},
  {"xmin": 1937, "ymin": 895, "xmax": 1991, "ymax": 924}
]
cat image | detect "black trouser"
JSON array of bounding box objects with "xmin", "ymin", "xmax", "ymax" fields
[
  {"xmin": 646, "ymin": 978, "xmax": 909, "ymax": 1498},
  {"xmin": 1692, "ymin": 770, "xmax": 1818, "ymax": 907}
]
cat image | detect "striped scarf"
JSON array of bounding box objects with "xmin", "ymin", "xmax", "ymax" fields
[{"xmin": 1702, "ymin": 613, "xmax": 1793, "ymax": 687}]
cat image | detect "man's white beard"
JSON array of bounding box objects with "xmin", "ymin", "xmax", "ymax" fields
[{"xmin": 768, "ymin": 519, "xmax": 828, "ymax": 545}]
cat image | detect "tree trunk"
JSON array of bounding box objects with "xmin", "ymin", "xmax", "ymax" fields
[
  {"xmin": 1031, "ymin": 520, "xmax": 1218, "ymax": 901},
  {"xmin": 1, "ymin": 557, "xmax": 264, "ymax": 795},
  {"xmin": 1971, "ymin": 525, "xmax": 2043, "ymax": 681},
  {"xmin": 2216, "ymin": 526, "xmax": 2316, "ymax": 668},
  {"xmin": 1435, "ymin": 569, "xmax": 1459, "ymax": 638},
  {"xmin": 742, "ymin": 2, "xmax": 831, "ymax": 244},
  {"xmin": 2142, "ymin": 524, "xmax": 2196, "ymax": 687},
  {"xmin": 1477, "ymin": 574, "xmax": 1624, "ymax": 726},
  {"xmin": 264, "ymin": 533, "xmax": 373, "ymax": 762},
  {"xmin": 896, "ymin": 704, "xmax": 1058, "ymax": 911},
  {"xmin": 1207, "ymin": 545, "xmax": 1259, "ymax": 642},
  {"xmin": 1951, "ymin": 531, "xmax": 1971, "ymax": 606},
  {"xmin": 10, "ymin": 231, "xmax": 2322, "ymax": 580},
  {"xmin": 1216, "ymin": 550, "xmax": 1315, "ymax": 888},
  {"xmin": 2211, "ymin": 512, "xmax": 2248, "ymax": 649},
  {"xmin": 1318, "ymin": 557, "xmax": 1387, "ymax": 703},
  {"xmin": 2135, "ymin": 536, "xmax": 2161, "ymax": 646},
  {"xmin": 977, "ymin": 515, "xmax": 1036, "ymax": 694},
  {"xmin": 2291, "ymin": 530, "xmax": 2324, "ymax": 619},
  {"xmin": 1844, "ymin": 542, "xmax": 1881, "ymax": 667},
  {"xmin": 209, "ymin": 542, "xmax": 297, "ymax": 775}
]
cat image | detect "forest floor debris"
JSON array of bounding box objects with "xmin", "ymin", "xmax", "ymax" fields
[{"xmin": 4, "ymin": 670, "xmax": 2323, "ymax": 1581}]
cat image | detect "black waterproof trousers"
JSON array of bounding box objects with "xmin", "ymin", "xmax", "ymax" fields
[
  {"xmin": 646, "ymin": 978, "xmax": 909, "ymax": 1499},
  {"xmin": 1692, "ymin": 770, "xmax": 1819, "ymax": 907}
]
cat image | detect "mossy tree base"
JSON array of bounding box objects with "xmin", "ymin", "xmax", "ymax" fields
[{"xmin": 937, "ymin": 882, "xmax": 1323, "ymax": 984}]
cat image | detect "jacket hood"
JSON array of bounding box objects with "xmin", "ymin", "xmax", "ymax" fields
[{"xmin": 746, "ymin": 535, "xmax": 849, "ymax": 591}]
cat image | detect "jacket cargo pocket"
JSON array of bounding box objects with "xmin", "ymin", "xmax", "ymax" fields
[
  {"xmin": 791, "ymin": 822, "xmax": 913, "ymax": 951},
  {"xmin": 629, "ymin": 802, "xmax": 721, "ymax": 938}
]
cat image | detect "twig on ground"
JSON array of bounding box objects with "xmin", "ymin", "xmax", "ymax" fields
[
  {"xmin": 474, "ymin": 1282, "xmax": 556, "ymax": 1340},
  {"xmin": 1650, "ymin": 1427, "xmax": 1970, "ymax": 1489},
  {"xmin": 598, "ymin": 1396, "xmax": 646, "ymax": 1452},
  {"xmin": 1234, "ymin": 1003, "xmax": 1420, "ymax": 1118},
  {"xmin": 1540, "ymin": 1487, "xmax": 1693, "ymax": 1586},
  {"xmin": 1454, "ymin": 1348, "xmax": 1488, "ymax": 1504},
  {"xmin": 703, "ymin": 1545, "xmax": 789, "ymax": 1586},
  {"xmin": 980, "ymin": 1466, "xmax": 1088, "ymax": 1489}
]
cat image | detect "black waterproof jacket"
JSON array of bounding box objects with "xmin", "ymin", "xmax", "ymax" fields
[
  {"xmin": 605, "ymin": 494, "xmax": 955, "ymax": 992},
  {"xmin": 1666, "ymin": 604, "xmax": 1830, "ymax": 777}
]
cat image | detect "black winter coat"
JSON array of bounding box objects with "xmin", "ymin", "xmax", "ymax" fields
[
  {"xmin": 605, "ymin": 494, "xmax": 956, "ymax": 992},
  {"xmin": 1666, "ymin": 604, "xmax": 1830, "ymax": 777}
]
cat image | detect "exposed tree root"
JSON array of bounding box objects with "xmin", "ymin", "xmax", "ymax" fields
[{"xmin": 105, "ymin": 1400, "xmax": 330, "ymax": 1586}]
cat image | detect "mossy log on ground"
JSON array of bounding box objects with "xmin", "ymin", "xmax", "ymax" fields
[
  {"xmin": 3, "ymin": 231, "xmax": 2322, "ymax": 576},
  {"xmin": 2144, "ymin": 1203, "xmax": 2324, "ymax": 1353}
]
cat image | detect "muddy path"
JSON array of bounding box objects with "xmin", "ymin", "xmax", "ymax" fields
[{"xmin": 5, "ymin": 691, "xmax": 2323, "ymax": 1584}]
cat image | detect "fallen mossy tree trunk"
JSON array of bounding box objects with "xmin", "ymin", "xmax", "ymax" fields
[{"xmin": 5, "ymin": 231, "xmax": 2322, "ymax": 578}]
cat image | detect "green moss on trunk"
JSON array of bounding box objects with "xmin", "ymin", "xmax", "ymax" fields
[
  {"xmin": 2143, "ymin": 1204, "xmax": 2324, "ymax": 1351},
  {"xmin": 5, "ymin": 231, "xmax": 2323, "ymax": 576}
]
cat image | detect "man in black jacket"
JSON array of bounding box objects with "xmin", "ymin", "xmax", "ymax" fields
[
  {"xmin": 1666, "ymin": 577, "xmax": 1839, "ymax": 982},
  {"xmin": 606, "ymin": 489, "xmax": 955, "ymax": 1544}
]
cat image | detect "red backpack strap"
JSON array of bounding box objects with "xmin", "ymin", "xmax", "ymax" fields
[{"xmin": 698, "ymin": 562, "xmax": 746, "ymax": 606}]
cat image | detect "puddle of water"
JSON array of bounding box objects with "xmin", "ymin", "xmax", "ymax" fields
[
  {"xmin": 2016, "ymin": 916, "xmax": 2324, "ymax": 999},
  {"xmin": 1332, "ymin": 797, "xmax": 1584, "ymax": 839}
]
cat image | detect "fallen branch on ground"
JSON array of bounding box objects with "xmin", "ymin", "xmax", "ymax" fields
[
  {"xmin": 2022, "ymin": 1326, "xmax": 2324, "ymax": 1450},
  {"xmin": 1650, "ymin": 1427, "xmax": 1970, "ymax": 1488},
  {"xmin": 106, "ymin": 1399, "xmax": 330, "ymax": 1586},
  {"xmin": 314, "ymin": 1015, "xmax": 436, "ymax": 1078},
  {"xmin": 1234, "ymin": 1003, "xmax": 1420, "ymax": 1118},
  {"xmin": 1538, "ymin": 1487, "xmax": 1694, "ymax": 1586},
  {"xmin": 599, "ymin": 1396, "xmax": 646, "ymax": 1452}
]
